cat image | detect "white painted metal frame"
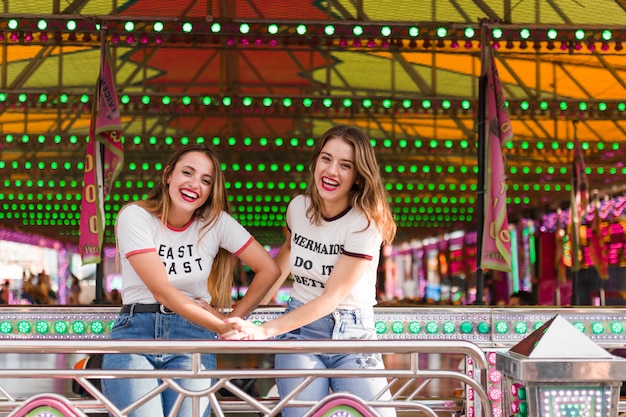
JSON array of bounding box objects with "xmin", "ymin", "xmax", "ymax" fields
[{"xmin": 0, "ymin": 339, "xmax": 490, "ymax": 417}]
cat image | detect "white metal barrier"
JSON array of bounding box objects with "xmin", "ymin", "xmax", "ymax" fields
[{"xmin": 0, "ymin": 339, "xmax": 491, "ymax": 417}]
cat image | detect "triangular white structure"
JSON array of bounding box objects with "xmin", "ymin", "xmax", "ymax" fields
[{"xmin": 510, "ymin": 314, "xmax": 613, "ymax": 359}]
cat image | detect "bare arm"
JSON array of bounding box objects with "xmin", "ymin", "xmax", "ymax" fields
[
  {"xmin": 258, "ymin": 231, "xmax": 293, "ymax": 305},
  {"xmin": 225, "ymin": 253, "xmax": 370, "ymax": 339},
  {"xmin": 228, "ymin": 239, "xmax": 281, "ymax": 318},
  {"xmin": 128, "ymin": 251, "xmax": 232, "ymax": 334}
]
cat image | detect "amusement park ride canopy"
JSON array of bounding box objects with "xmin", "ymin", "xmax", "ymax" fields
[{"xmin": 1, "ymin": 0, "xmax": 626, "ymax": 248}]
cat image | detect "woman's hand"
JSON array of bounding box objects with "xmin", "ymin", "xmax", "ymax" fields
[
  {"xmin": 221, "ymin": 317, "xmax": 269, "ymax": 340},
  {"xmin": 194, "ymin": 298, "xmax": 226, "ymax": 319}
]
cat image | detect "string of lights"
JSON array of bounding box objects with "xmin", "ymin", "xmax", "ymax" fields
[
  {"xmin": 2, "ymin": 92, "xmax": 626, "ymax": 119},
  {"xmin": 0, "ymin": 16, "xmax": 625, "ymax": 51}
]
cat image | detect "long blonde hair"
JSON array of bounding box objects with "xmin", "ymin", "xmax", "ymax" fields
[
  {"xmin": 304, "ymin": 125, "xmax": 397, "ymax": 245},
  {"xmin": 124, "ymin": 144, "xmax": 234, "ymax": 308}
]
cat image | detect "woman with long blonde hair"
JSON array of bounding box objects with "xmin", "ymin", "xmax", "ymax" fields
[
  {"xmin": 225, "ymin": 125, "xmax": 397, "ymax": 417},
  {"xmin": 102, "ymin": 143, "xmax": 280, "ymax": 417}
]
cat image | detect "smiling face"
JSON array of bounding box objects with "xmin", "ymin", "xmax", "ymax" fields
[
  {"xmin": 165, "ymin": 151, "xmax": 215, "ymax": 227},
  {"xmin": 313, "ymin": 137, "xmax": 357, "ymax": 217}
]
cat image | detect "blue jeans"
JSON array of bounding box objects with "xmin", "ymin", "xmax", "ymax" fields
[
  {"xmin": 275, "ymin": 298, "xmax": 396, "ymax": 417},
  {"xmin": 101, "ymin": 307, "xmax": 216, "ymax": 417}
]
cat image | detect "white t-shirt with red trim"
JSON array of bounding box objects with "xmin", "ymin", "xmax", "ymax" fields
[
  {"xmin": 287, "ymin": 195, "xmax": 382, "ymax": 310},
  {"xmin": 116, "ymin": 204, "xmax": 253, "ymax": 304}
]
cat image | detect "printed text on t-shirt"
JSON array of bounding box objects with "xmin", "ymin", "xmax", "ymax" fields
[
  {"xmin": 292, "ymin": 233, "xmax": 343, "ymax": 255},
  {"xmin": 293, "ymin": 274, "xmax": 326, "ymax": 288},
  {"xmin": 158, "ymin": 244, "xmax": 203, "ymax": 274}
]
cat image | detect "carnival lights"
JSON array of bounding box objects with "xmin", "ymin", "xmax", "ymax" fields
[
  {"xmin": 0, "ymin": 16, "xmax": 626, "ymax": 51},
  {"xmin": 2, "ymin": 91, "xmax": 626, "ymax": 120}
]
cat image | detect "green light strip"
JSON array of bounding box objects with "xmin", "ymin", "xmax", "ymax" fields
[{"xmin": 2, "ymin": 92, "xmax": 626, "ymax": 117}]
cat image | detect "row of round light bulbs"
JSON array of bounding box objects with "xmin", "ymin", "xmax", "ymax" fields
[
  {"xmin": 0, "ymin": 204, "xmax": 470, "ymax": 223},
  {"xmin": 0, "ymin": 197, "xmax": 475, "ymax": 217},
  {"xmin": 1, "ymin": 213, "xmax": 472, "ymax": 232},
  {"xmin": 0, "ymin": 187, "xmax": 481, "ymax": 206},
  {"xmin": 0, "ymin": 176, "xmax": 587, "ymax": 199},
  {"xmin": 0, "ymin": 159, "xmax": 620, "ymax": 179},
  {"xmin": 0, "ymin": 215, "xmax": 472, "ymax": 234},
  {"xmin": 5, "ymin": 92, "xmax": 626, "ymax": 115},
  {"xmin": 2, "ymin": 18, "xmax": 620, "ymax": 42},
  {"xmin": 2, "ymin": 132, "xmax": 619, "ymax": 154},
  {"xmin": 0, "ymin": 191, "xmax": 538, "ymax": 227}
]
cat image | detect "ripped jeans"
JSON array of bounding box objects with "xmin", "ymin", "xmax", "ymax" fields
[{"xmin": 275, "ymin": 298, "xmax": 396, "ymax": 417}]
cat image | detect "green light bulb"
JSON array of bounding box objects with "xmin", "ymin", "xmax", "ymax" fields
[
  {"xmin": 391, "ymin": 321, "xmax": 404, "ymax": 334},
  {"xmin": 520, "ymin": 28, "xmax": 530, "ymax": 39},
  {"xmin": 547, "ymin": 29, "xmax": 557, "ymax": 39}
]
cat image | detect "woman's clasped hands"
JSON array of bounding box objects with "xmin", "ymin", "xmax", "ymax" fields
[{"xmin": 220, "ymin": 317, "xmax": 268, "ymax": 340}]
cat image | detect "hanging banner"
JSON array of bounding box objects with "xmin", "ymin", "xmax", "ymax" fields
[
  {"xmin": 79, "ymin": 39, "xmax": 123, "ymax": 265},
  {"xmin": 479, "ymin": 44, "xmax": 513, "ymax": 272}
]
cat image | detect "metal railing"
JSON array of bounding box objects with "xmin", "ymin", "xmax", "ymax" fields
[{"xmin": 0, "ymin": 339, "xmax": 491, "ymax": 417}]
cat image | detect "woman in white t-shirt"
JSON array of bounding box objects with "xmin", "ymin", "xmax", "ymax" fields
[
  {"xmin": 224, "ymin": 125, "xmax": 397, "ymax": 417},
  {"xmin": 102, "ymin": 144, "xmax": 280, "ymax": 417}
]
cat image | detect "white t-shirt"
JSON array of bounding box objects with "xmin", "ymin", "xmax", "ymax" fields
[
  {"xmin": 116, "ymin": 204, "xmax": 253, "ymax": 304},
  {"xmin": 287, "ymin": 195, "xmax": 382, "ymax": 309}
]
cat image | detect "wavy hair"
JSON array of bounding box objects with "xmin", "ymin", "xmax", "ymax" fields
[
  {"xmin": 126, "ymin": 144, "xmax": 234, "ymax": 308},
  {"xmin": 304, "ymin": 125, "xmax": 397, "ymax": 245}
]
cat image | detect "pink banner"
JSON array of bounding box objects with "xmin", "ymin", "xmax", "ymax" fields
[
  {"xmin": 479, "ymin": 47, "xmax": 513, "ymax": 272},
  {"xmin": 79, "ymin": 40, "xmax": 123, "ymax": 265}
]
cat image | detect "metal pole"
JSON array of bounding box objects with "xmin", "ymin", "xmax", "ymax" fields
[{"xmin": 475, "ymin": 21, "xmax": 488, "ymax": 305}]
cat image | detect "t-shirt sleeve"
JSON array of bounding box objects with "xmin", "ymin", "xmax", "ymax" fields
[
  {"xmin": 215, "ymin": 212, "xmax": 253, "ymax": 254},
  {"xmin": 342, "ymin": 218, "xmax": 383, "ymax": 261},
  {"xmin": 116, "ymin": 205, "xmax": 157, "ymax": 258}
]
